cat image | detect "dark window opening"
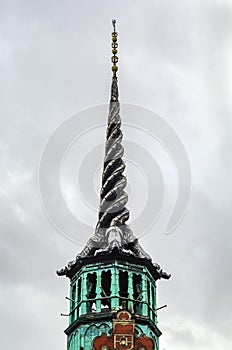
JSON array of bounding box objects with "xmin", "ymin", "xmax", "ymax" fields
[
  {"xmin": 77, "ymin": 278, "xmax": 82, "ymax": 302},
  {"xmin": 119, "ymin": 270, "xmax": 128, "ymax": 306},
  {"xmin": 86, "ymin": 272, "xmax": 97, "ymax": 313},
  {"xmin": 133, "ymin": 274, "xmax": 142, "ymax": 314},
  {"xmin": 151, "ymin": 285, "xmax": 155, "ymax": 308},
  {"xmin": 101, "ymin": 270, "xmax": 111, "ymax": 309}
]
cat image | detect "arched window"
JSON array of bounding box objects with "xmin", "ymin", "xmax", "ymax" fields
[
  {"xmin": 133, "ymin": 273, "xmax": 142, "ymax": 314},
  {"xmin": 119, "ymin": 270, "xmax": 128, "ymax": 306},
  {"xmin": 86, "ymin": 272, "xmax": 97, "ymax": 313},
  {"xmin": 101, "ymin": 270, "xmax": 111, "ymax": 309}
]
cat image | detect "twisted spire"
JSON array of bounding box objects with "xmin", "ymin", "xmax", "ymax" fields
[
  {"xmin": 96, "ymin": 20, "xmax": 131, "ymax": 236},
  {"xmin": 71, "ymin": 19, "xmax": 151, "ymax": 261},
  {"xmin": 56, "ymin": 20, "xmax": 172, "ymax": 276}
]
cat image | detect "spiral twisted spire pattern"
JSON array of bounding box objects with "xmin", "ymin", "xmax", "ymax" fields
[
  {"xmin": 56, "ymin": 20, "xmax": 172, "ymax": 274},
  {"xmin": 96, "ymin": 77, "xmax": 131, "ymax": 236},
  {"xmin": 95, "ymin": 20, "xmax": 132, "ymax": 237}
]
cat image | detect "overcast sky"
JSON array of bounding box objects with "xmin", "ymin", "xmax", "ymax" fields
[{"xmin": 1, "ymin": 1, "xmax": 232, "ymax": 350}]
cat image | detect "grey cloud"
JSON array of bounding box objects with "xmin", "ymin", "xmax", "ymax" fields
[{"xmin": 1, "ymin": 1, "xmax": 231, "ymax": 349}]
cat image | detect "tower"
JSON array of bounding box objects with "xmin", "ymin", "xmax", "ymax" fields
[{"xmin": 57, "ymin": 20, "xmax": 170, "ymax": 350}]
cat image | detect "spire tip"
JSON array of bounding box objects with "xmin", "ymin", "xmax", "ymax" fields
[
  {"xmin": 111, "ymin": 19, "xmax": 118, "ymax": 77},
  {"xmin": 112, "ymin": 19, "xmax": 116, "ymax": 30}
]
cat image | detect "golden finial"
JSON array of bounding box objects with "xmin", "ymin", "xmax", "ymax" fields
[{"xmin": 111, "ymin": 19, "xmax": 118, "ymax": 77}]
